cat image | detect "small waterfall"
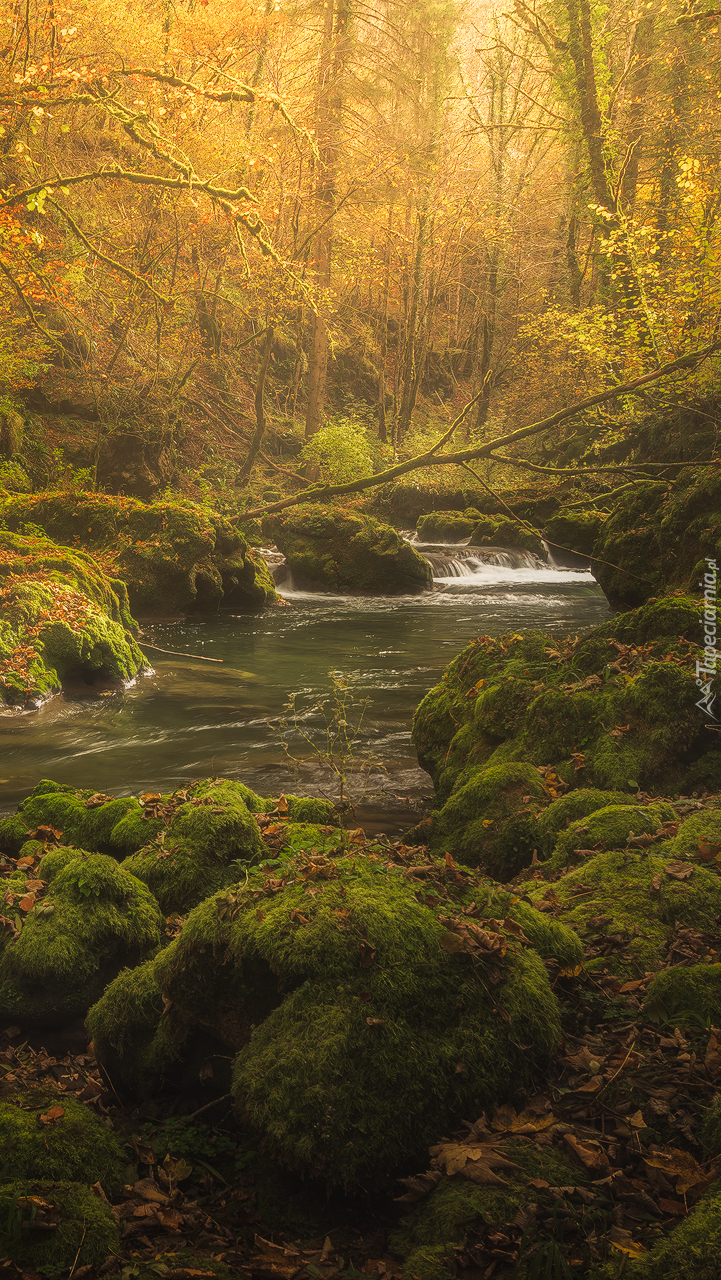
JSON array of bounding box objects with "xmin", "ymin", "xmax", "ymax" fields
[{"xmin": 419, "ymin": 545, "xmax": 547, "ymax": 579}]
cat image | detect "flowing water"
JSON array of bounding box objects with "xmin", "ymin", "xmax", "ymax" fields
[{"xmin": 0, "ymin": 550, "xmax": 611, "ymax": 833}]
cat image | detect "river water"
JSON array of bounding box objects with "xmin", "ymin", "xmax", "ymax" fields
[{"xmin": 0, "ymin": 555, "xmax": 610, "ymax": 832}]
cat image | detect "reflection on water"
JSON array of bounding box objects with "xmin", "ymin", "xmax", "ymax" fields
[{"xmin": 0, "ymin": 562, "xmax": 611, "ymax": 830}]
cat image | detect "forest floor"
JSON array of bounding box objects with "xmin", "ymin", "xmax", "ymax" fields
[{"xmin": 2, "ymin": 791, "xmax": 721, "ymax": 1280}]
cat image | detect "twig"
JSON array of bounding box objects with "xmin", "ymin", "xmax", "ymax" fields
[
  {"xmin": 186, "ymin": 1093, "xmax": 233, "ymax": 1120},
  {"xmin": 68, "ymin": 1222, "xmax": 88, "ymax": 1279},
  {"xmin": 138, "ymin": 641, "xmax": 223, "ymax": 663}
]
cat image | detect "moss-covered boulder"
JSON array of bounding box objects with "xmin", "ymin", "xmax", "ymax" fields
[
  {"xmin": 0, "ymin": 1089, "xmax": 127, "ymax": 1191},
  {"xmin": 590, "ymin": 466, "xmax": 721, "ymax": 608},
  {"xmin": 89, "ymin": 851, "xmax": 563, "ymax": 1187},
  {"xmin": 0, "ymin": 528, "xmax": 145, "ymax": 708},
  {"xmin": 0, "ymin": 490, "xmax": 278, "ymax": 616},
  {"xmin": 544, "ymin": 510, "xmax": 605, "ymax": 559},
  {"xmin": 620, "ymin": 1179, "xmax": 721, "ymax": 1280},
  {"xmin": 520, "ymin": 849, "xmax": 721, "ymax": 976},
  {"xmin": 0, "ymin": 847, "xmax": 163, "ymax": 1026},
  {"xmin": 0, "ymin": 1181, "xmax": 119, "ymax": 1271},
  {"xmin": 262, "ymin": 505, "xmax": 433, "ymax": 595},
  {"xmin": 432, "ymin": 761, "xmax": 548, "ymax": 879},
  {"xmin": 642, "ymin": 964, "xmax": 721, "ymax": 1028},
  {"xmin": 543, "ymin": 801, "xmax": 678, "ymax": 875},
  {"xmin": 469, "ymin": 514, "xmax": 546, "ymax": 557},
  {"xmin": 412, "ymin": 598, "xmax": 719, "ymax": 867},
  {"xmin": 392, "ymin": 1137, "xmax": 588, "ymax": 1280},
  {"xmin": 415, "ymin": 512, "xmax": 475, "ymax": 543},
  {"xmin": 121, "ymin": 778, "xmax": 265, "ymax": 913}
]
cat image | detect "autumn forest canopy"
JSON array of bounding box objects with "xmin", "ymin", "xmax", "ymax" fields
[{"xmin": 0, "ymin": 0, "xmax": 719, "ymax": 503}]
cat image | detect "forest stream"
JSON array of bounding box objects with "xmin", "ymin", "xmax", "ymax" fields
[{"xmin": 0, "ymin": 553, "xmax": 608, "ymax": 827}]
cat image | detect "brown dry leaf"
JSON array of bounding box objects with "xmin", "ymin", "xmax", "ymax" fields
[
  {"xmin": 562, "ymin": 1133, "xmax": 610, "ymax": 1177},
  {"xmin": 490, "ymin": 1104, "xmax": 555, "ymax": 1134},
  {"xmin": 366, "ymin": 1017, "xmax": 387, "ymax": 1027},
  {"xmin": 133, "ymin": 1177, "xmax": 170, "ymax": 1205},
  {"xmin": 133, "ymin": 1203, "xmax": 159, "ymax": 1219},
  {"xmin": 18, "ymin": 894, "xmax": 35, "ymax": 912},
  {"xmin": 38, "ymin": 1106, "xmax": 65, "ymax": 1125},
  {"xmin": 644, "ymin": 1148, "xmax": 711, "ymax": 1194},
  {"xmin": 557, "ymin": 963, "xmax": 584, "ymax": 977},
  {"xmin": 16, "ymin": 855, "xmax": 36, "ymax": 869},
  {"xmin": 657, "ymin": 1197, "xmax": 686, "ymax": 1215},
  {"xmin": 608, "ymin": 1227, "xmax": 647, "ymax": 1259},
  {"xmin": 650, "ymin": 874, "xmax": 663, "ymax": 892},
  {"xmin": 395, "ymin": 1170, "xmax": 442, "ymax": 1203},
  {"xmin": 429, "ymin": 1141, "xmax": 521, "ymax": 1184},
  {"xmin": 139, "ymin": 792, "xmax": 162, "ymax": 804},
  {"xmin": 276, "ymin": 795, "xmax": 289, "ymax": 813},
  {"xmin": 664, "ymin": 863, "xmax": 693, "ymax": 881},
  {"xmin": 695, "ymin": 838, "xmax": 721, "ymax": 863},
  {"xmin": 156, "ymin": 1207, "xmax": 185, "ymax": 1230}
]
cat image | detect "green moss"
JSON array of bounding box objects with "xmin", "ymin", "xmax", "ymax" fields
[
  {"xmin": 92, "ymin": 853, "xmax": 562, "ymax": 1186},
  {"xmin": 544, "ymin": 511, "xmax": 604, "ymax": 558},
  {"xmin": 86, "ymin": 959, "xmax": 183, "ymax": 1098},
  {"xmin": 642, "ymin": 964, "xmax": 721, "ymax": 1027},
  {"xmin": 624, "ymin": 1179, "xmax": 721, "ymax": 1280},
  {"xmin": 433, "ymin": 762, "xmax": 547, "ymax": 876},
  {"xmin": 0, "ymin": 1180, "xmax": 120, "ymax": 1271},
  {"xmin": 0, "ymin": 491, "xmax": 279, "ymax": 616},
  {"xmin": 262, "ymin": 505, "xmax": 433, "ymax": 595},
  {"xmin": 416, "ymin": 512, "xmax": 475, "ymax": 542},
  {"xmin": 0, "ymin": 1090, "xmax": 127, "ymax": 1191},
  {"xmin": 544, "ymin": 802, "xmax": 678, "ymax": 875},
  {"xmin": 392, "ymin": 1140, "xmax": 588, "ymax": 1280},
  {"xmin": 284, "ymin": 795, "xmax": 335, "ymax": 824},
  {"xmin": 536, "ymin": 790, "xmax": 631, "ymax": 857},
  {"xmin": 121, "ymin": 779, "xmax": 264, "ymax": 913},
  {"xmin": 521, "ymin": 850, "xmax": 721, "ymax": 976},
  {"xmin": 0, "ymin": 851, "xmax": 163, "ymax": 1026},
  {"xmin": 669, "ymin": 809, "xmax": 721, "ymax": 860},
  {"xmin": 470, "ymin": 514, "xmax": 545, "ymax": 556},
  {"xmin": 0, "ymin": 529, "xmax": 144, "ymax": 707},
  {"xmin": 698, "ymin": 1097, "xmax": 721, "ymax": 1155}
]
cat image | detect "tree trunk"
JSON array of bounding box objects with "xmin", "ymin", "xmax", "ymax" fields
[
  {"xmin": 305, "ymin": 0, "xmax": 352, "ymax": 441},
  {"xmin": 239, "ymin": 326, "xmax": 275, "ymax": 484}
]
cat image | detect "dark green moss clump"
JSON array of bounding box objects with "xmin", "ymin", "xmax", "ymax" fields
[
  {"xmin": 121, "ymin": 778, "xmax": 265, "ymax": 913},
  {"xmin": 262, "ymin": 505, "xmax": 433, "ymax": 595},
  {"xmin": 642, "ymin": 964, "xmax": 721, "ymax": 1028},
  {"xmin": 0, "ymin": 528, "xmax": 145, "ymax": 708},
  {"xmin": 0, "ymin": 848, "xmax": 163, "ymax": 1026},
  {"xmin": 0, "ymin": 1181, "xmax": 120, "ymax": 1271},
  {"xmin": 89, "ymin": 851, "xmax": 563, "ymax": 1188},
  {"xmin": 0, "ymin": 1090, "xmax": 127, "ymax": 1191}
]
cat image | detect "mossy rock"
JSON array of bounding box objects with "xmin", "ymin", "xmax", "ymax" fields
[
  {"xmin": 416, "ymin": 512, "xmax": 475, "ymax": 543},
  {"xmin": 0, "ymin": 1089, "xmax": 127, "ymax": 1191},
  {"xmin": 0, "ymin": 490, "xmax": 278, "ymax": 616},
  {"xmin": 413, "ymin": 599, "xmax": 717, "ymax": 807},
  {"xmin": 0, "ymin": 849, "xmax": 163, "ymax": 1026},
  {"xmin": 432, "ymin": 761, "xmax": 548, "ymax": 878},
  {"xmin": 642, "ymin": 964, "xmax": 721, "ymax": 1028},
  {"xmin": 262, "ymin": 504, "xmax": 433, "ymax": 595},
  {"xmin": 667, "ymin": 809, "xmax": 721, "ymax": 860},
  {"xmin": 622, "ymin": 1178, "xmax": 721, "ymax": 1280},
  {"xmin": 121, "ymin": 778, "xmax": 264, "ymax": 913},
  {"xmin": 90, "ymin": 852, "xmax": 562, "ymax": 1187},
  {"xmin": 521, "ymin": 849, "xmax": 721, "ymax": 976},
  {"xmin": 591, "ymin": 466, "xmax": 721, "ymax": 609},
  {"xmin": 535, "ymin": 789, "xmax": 631, "ymax": 857},
  {"xmin": 544, "ymin": 510, "xmax": 605, "ymax": 558},
  {"xmin": 392, "ymin": 1139, "xmax": 589, "ymax": 1280},
  {"xmin": 543, "ymin": 801, "xmax": 678, "ymax": 875},
  {"xmin": 0, "ymin": 529, "xmax": 144, "ymax": 708},
  {"xmin": 469, "ymin": 514, "xmax": 545, "ymax": 557},
  {"xmin": 0, "ymin": 1180, "xmax": 119, "ymax": 1271}
]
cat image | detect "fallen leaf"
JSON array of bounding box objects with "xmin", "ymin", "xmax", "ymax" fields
[
  {"xmin": 38, "ymin": 1106, "xmax": 65, "ymax": 1125},
  {"xmin": 664, "ymin": 863, "xmax": 693, "ymax": 881},
  {"xmin": 644, "ymin": 1148, "xmax": 711, "ymax": 1194},
  {"xmin": 429, "ymin": 1141, "xmax": 522, "ymax": 1183},
  {"xmin": 395, "ymin": 1170, "xmax": 442, "ymax": 1203},
  {"xmin": 608, "ymin": 1227, "xmax": 647, "ymax": 1258},
  {"xmin": 562, "ymin": 1133, "xmax": 610, "ymax": 1177}
]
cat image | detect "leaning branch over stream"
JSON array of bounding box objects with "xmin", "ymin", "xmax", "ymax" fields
[{"xmin": 231, "ymin": 342, "xmax": 721, "ymax": 524}]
